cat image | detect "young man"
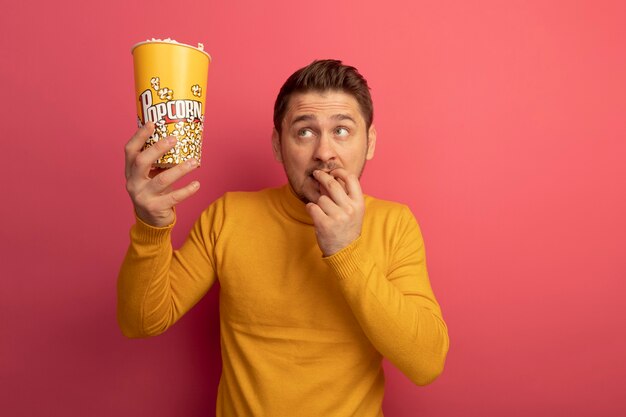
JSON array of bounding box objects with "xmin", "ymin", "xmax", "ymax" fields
[{"xmin": 119, "ymin": 59, "xmax": 449, "ymax": 416}]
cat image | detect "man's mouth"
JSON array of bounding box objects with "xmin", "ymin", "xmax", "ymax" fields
[{"xmin": 308, "ymin": 173, "xmax": 320, "ymax": 188}]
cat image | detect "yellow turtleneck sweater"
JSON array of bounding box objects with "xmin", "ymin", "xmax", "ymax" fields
[{"xmin": 118, "ymin": 184, "xmax": 449, "ymax": 417}]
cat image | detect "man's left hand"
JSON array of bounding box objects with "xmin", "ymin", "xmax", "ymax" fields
[{"xmin": 306, "ymin": 168, "xmax": 365, "ymax": 257}]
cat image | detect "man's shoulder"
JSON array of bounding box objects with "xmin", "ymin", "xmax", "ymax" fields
[
  {"xmin": 364, "ymin": 193, "xmax": 412, "ymax": 216},
  {"xmin": 363, "ymin": 194, "xmax": 424, "ymax": 242},
  {"xmin": 195, "ymin": 187, "xmax": 281, "ymax": 229}
]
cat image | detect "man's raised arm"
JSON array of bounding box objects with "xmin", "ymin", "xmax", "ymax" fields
[{"xmin": 117, "ymin": 124, "xmax": 217, "ymax": 338}]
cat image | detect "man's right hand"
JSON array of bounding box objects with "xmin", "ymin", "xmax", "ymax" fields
[{"xmin": 124, "ymin": 122, "xmax": 200, "ymax": 227}]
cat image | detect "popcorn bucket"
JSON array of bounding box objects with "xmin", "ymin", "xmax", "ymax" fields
[{"xmin": 132, "ymin": 39, "xmax": 211, "ymax": 168}]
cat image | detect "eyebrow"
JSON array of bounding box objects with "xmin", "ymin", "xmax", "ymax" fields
[{"xmin": 291, "ymin": 114, "xmax": 357, "ymax": 125}]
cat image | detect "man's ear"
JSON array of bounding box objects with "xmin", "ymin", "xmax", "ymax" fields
[
  {"xmin": 272, "ymin": 128, "xmax": 283, "ymax": 162},
  {"xmin": 366, "ymin": 124, "xmax": 377, "ymax": 160}
]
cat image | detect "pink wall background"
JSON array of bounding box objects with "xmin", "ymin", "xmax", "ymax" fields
[{"xmin": 2, "ymin": 1, "xmax": 625, "ymax": 416}]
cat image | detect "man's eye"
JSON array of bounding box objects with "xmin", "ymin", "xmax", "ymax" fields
[
  {"xmin": 335, "ymin": 127, "xmax": 349, "ymax": 137},
  {"xmin": 298, "ymin": 129, "xmax": 314, "ymax": 138}
]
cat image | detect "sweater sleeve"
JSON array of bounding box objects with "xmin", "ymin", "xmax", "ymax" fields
[
  {"xmin": 117, "ymin": 201, "xmax": 223, "ymax": 338},
  {"xmin": 323, "ymin": 205, "xmax": 449, "ymax": 386}
]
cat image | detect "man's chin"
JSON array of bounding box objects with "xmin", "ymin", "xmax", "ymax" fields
[
  {"xmin": 290, "ymin": 178, "xmax": 321, "ymax": 204},
  {"xmin": 299, "ymin": 189, "xmax": 321, "ymax": 205}
]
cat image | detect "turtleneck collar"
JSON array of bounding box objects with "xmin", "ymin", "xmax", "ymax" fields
[{"xmin": 277, "ymin": 183, "xmax": 314, "ymax": 225}]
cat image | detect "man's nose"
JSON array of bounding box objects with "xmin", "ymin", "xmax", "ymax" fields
[{"xmin": 313, "ymin": 134, "xmax": 336, "ymax": 162}]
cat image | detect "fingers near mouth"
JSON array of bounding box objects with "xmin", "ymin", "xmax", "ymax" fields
[
  {"xmin": 336, "ymin": 177, "xmax": 347, "ymax": 193},
  {"xmin": 308, "ymin": 170, "xmax": 348, "ymax": 195}
]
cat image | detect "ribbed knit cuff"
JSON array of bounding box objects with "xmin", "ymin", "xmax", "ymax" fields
[
  {"xmin": 130, "ymin": 211, "xmax": 176, "ymax": 245},
  {"xmin": 323, "ymin": 236, "xmax": 366, "ymax": 281}
]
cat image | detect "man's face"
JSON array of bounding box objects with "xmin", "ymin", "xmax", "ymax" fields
[{"xmin": 272, "ymin": 90, "xmax": 376, "ymax": 204}]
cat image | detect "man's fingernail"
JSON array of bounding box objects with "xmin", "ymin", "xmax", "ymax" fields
[
  {"xmin": 187, "ymin": 158, "xmax": 197, "ymax": 167},
  {"xmin": 167, "ymin": 136, "xmax": 176, "ymax": 144}
]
